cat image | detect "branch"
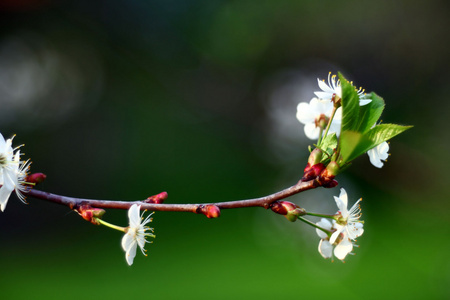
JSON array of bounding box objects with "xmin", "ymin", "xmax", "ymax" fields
[{"xmin": 24, "ymin": 178, "xmax": 320, "ymax": 217}]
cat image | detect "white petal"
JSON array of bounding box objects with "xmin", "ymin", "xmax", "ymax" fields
[
  {"xmin": 367, "ymin": 148, "xmax": 383, "ymax": 168},
  {"xmin": 317, "ymin": 78, "xmax": 334, "ymax": 93},
  {"xmin": 0, "ymin": 185, "xmax": 13, "ymax": 212},
  {"xmin": 121, "ymin": 231, "xmax": 135, "ymax": 251},
  {"xmin": 304, "ymin": 123, "xmax": 320, "ymax": 140},
  {"xmin": 122, "ymin": 232, "xmax": 137, "ymax": 265},
  {"xmin": 346, "ymin": 222, "xmax": 364, "ymax": 240},
  {"xmin": 314, "ymin": 91, "xmax": 332, "ymax": 100},
  {"xmin": 296, "ymin": 102, "xmax": 315, "ymax": 124},
  {"xmin": 329, "ymin": 225, "xmax": 344, "ymax": 244},
  {"xmin": 377, "ymin": 142, "xmax": 390, "ymax": 160},
  {"xmin": 128, "ymin": 204, "xmax": 141, "ymax": 228},
  {"xmin": 338, "ymin": 188, "xmax": 348, "ymax": 206},
  {"xmin": 316, "ymin": 218, "xmax": 332, "ymax": 239},
  {"xmin": 334, "ymin": 237, "xmax": 353, "ymax": 260},
  {"xmin": 359, "ymin": 99, "xmax": 372, "ymax": 106},
  {"xmin": 318, "ymin": 239, "xmax": 333, "ymax": 259},
  {"xmin": 125, "ymin": 243, "xmax": 137, "ymax": 266}
]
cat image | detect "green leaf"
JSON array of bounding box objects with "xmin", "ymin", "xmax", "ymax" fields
[
  {"xmin": 340, "ymin": 124, "xmax": 413, "ymax": 164},
  {"xmin": 339, "ymin": 131, "xmax": 367, "ymax": 163},
  {"xmin": 339, "ymin": 73, "xmax": 360, "ymax": 132},
  {"xmin": 354, "ymin": 92, "xmax": 385, "ymax": 133},
  {"xmin": 319, "ymin": 132, "xmax": 338, "ymax": 160},
  {"xmin": 363, "ymin": 123, "xmax": 413, "ymax": 149}
]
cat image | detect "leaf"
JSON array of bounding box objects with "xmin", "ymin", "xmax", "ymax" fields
[
  {"xmin": 339, "ymin": 73, "xmax": 360, "ymax": 132},
  {"xmin": 363, "ymin": 123, "xmax": 413, "ymax": 149},
  {"xmin": 339, "ymin": 131, "xmax": 365, "ymax": 163},
  {"xmin": 340, "ymin": 124, "xmax": 413, "ymax": 163},
  {"xmin": 354, "ymin": 92, "xmax": 385, "ymax": 133},
  {"xmin": 319, "ymin": 132, "xmax": 338, "ymax": 160}
]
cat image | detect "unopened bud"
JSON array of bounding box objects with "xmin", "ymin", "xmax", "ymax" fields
[
  {"xmin": 302, "ymin": 149, "xmax": 325, "ymax": 181},
  {"xmin": 26, "ymin": 173, "xmax": 47, "ymax": 184},
  {"xmin": 302, "ymin": 163, "xmax": 325, "ymax": 181},
  {"xmin": 145, "ymin": 191, "xmax": 168, "ymax": 204},
  {"xmin": 271, "ymin": 201, "xmax": 306, "ymax": 222},
  {"xmin": 77, "ymin": 205, "xmax": 106, "ymax": 225},
  {"xmin": 317, "ymin": 161, "xmax": 340, "ymax": 186},
  {"xmin": 201, "ymin": 205, "xmax": 221, "ymax": 218},
  {"xmin": 308, "ymin": 148, "xmax": 323, "ymax": 166}
]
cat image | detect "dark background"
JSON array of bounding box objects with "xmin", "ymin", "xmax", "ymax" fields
[{"xmin": 0, "ymin": 1, "xmax": 448, "ymax": 299}]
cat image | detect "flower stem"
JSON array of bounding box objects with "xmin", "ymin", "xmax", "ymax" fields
[
  {"xmin": 95, "ymin": 218, "xmax": 127, "ymax": 232},
  {"xmin": 317, "ymin": 127, "xmax": 324, "ymax": 145},
  {"xmin": 305, "ymin": 212, "xmax": 336, "ymax": 219},
  {"xmin": 298, "ymin": 216, "xmax": 332, "ymax": 236},
  {"xmin": 322, "ymin": 106, "xmax": 337, "ymax": 141}
]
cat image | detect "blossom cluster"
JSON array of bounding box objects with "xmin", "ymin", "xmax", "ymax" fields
[
  {"xmin": 296, "ymin": 72, "xmax": 389, "ymax": 168},
  {"xmin": 0, "ymin": 133, "xmax": 30, "ymax": 212},
  {"xmin": 315, "ymin": 188, "xmax": 364, "ymax": 261}
]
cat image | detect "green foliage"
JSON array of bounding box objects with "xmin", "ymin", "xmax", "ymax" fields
[
  {"xmin": 339, "ymin": 73, "xmax": 360, "ymax": 132},
  {"xmin": 338, "ymin": 74, "xmax": 412, "ymax": 165},
  {"xmin": 318, "ymin": 132, "xmax": 338, "ymax": 162},
  {"xmin": 355, "ymin": 92, "xmax": 385, "ymax": 132}
]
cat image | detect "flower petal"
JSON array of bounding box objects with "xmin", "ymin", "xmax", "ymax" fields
[
  {"xmin": 329, "ymin": 224, "xmax": 344, "ymax": 244},
  {"xmin": 318, "ymin": 239, "xmax": 333, "ymax": 259},
  {"xmin": 334, "ymin": 237, "xmax": 353, "ymax": 260},
  {"xmin": 0, "ymin": 185, "xmax": 13, "ymax": 212},
  {"xmin": 346, "ymin": 222, "xmax": 364, "ymax": 240},
  {"xmin": 304, "ymin": 123, "xmax": 320, "ymax": 140},
  {"xmin": 128, "ymin": 204, "xmax": 141, "ymax": 228},
  {"xmin": 316, "ymin": 218, "xmax": 332, "ymax": 239}
]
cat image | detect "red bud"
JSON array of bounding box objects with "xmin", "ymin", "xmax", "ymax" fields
[
  {"xmin": 26, "ymin": 173, "xmax": 47, "ymax": 184},
  {"xmin": 145, "ymin": 191, "xmax": 168, "ymax": 204},
  {"xmin": 76, "ymin": 205, "xmax": 105, "ymax": 225},
  {"xmin": 199, "ymin": 205, "xmax": 221, "ymax": 218}
]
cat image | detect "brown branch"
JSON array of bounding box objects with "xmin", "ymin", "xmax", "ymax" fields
[{"xmin": 24, "ymin": 179, "xmax": 320, "ymax": 217}]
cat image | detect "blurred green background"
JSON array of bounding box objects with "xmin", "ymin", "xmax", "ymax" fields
[{"xmin": 0, "ymin": 0, "xmax": 448, "ymax": 299}]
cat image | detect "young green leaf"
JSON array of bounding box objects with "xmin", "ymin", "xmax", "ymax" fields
[
  {"xmin": 355, "ymin": 92, "xmax": 385, "ymax": 133},
  {"xmin": 340, "ymin": 124, "xmax": 412, "ymax": 164},
  {"xmin": 319, "ymin": 132, "xmax": 338, "ymax": 161},
  {"xmin": 339, "ymin": 73, "xmax": 360, "ymax": 132}
]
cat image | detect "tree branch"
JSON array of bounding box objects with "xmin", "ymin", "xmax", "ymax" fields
[{"xmin": 24, "ymin": 178, "xmax": 320, "ymax": 217}]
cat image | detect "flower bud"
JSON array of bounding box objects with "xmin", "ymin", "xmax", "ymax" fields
[
  {"xmin": 201, "ymin": 205, "xmax": 221, "ymax": 218},
  {"xmin": 145, "ymin": 191, "xmax": 168, "ymax": 204},
  {"xmin": 76, "ymin": 205, "xmax": 106, "ymax": 225},
  {"xmin": 308, "ymin": 148, "xmax": 323, "ymax": 166},
  {"xmin": 270, "ymin": 201, "xmax": 306, "ymax": 222},
  {"xmin": 316, "ymin": 161, "xmax": 341, "ymax": 187},
  {"xmin": 302, "ymin": 149, "xmax": 325, "ymax": 181},
  {"xmin": 26, "ymin": 173, "xmax": 47, "ymax": 185}
]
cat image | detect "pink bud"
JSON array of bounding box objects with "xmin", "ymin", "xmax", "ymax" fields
[
  {"xmin": 270, "ymin": 201, "xmax": 306, "ymax": 222},
  {"xmin": 200, "ymin": 205, "xmax": 221, "ymax": 218},
  {"xmin": 76, "ymin": 205, "xmax": 105, "ymax": 225},
  {"xmin": 302, "ymin": 163, "xmax": 325, "ymax": 181},
  {"xmin": 26, "ymin": 173, "xmax": 47, "ymax": 184},
  {"xmin": 317, "ymin": 161, "xmax": 340, "ymax": 186},
  {"xmin": 145, "ymin": 191, "xmax": 168, "ymax": 204}
]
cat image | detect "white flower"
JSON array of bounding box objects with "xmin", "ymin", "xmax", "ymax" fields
[
  {"xmin": 296, "ymin": 97, "xmax": 342, "ymax": 140},
  {"xmin": 367, "ymin": 141, "xmax": 389, "ymax": 168},
  {"xmin": 315, "ymin": 72, "xmax": 371, "ymax": 106},
  {"xmin": 330, "ymin": 188, "xmax": 364, "ymax": 244},
  {"xmin": 122, "ymin": 204, "xmax": 155, "ymax": 265},
  {"xmin": 315, "ymin": 188, "xmax": 364, "ymax": 261},
  {"xmin": 316, "ymin": 218, "xmax": 355, "ymax": 261},
  {"xmin": 0, "ymin": 134, "xmax": 30, "ymax": 212}
]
